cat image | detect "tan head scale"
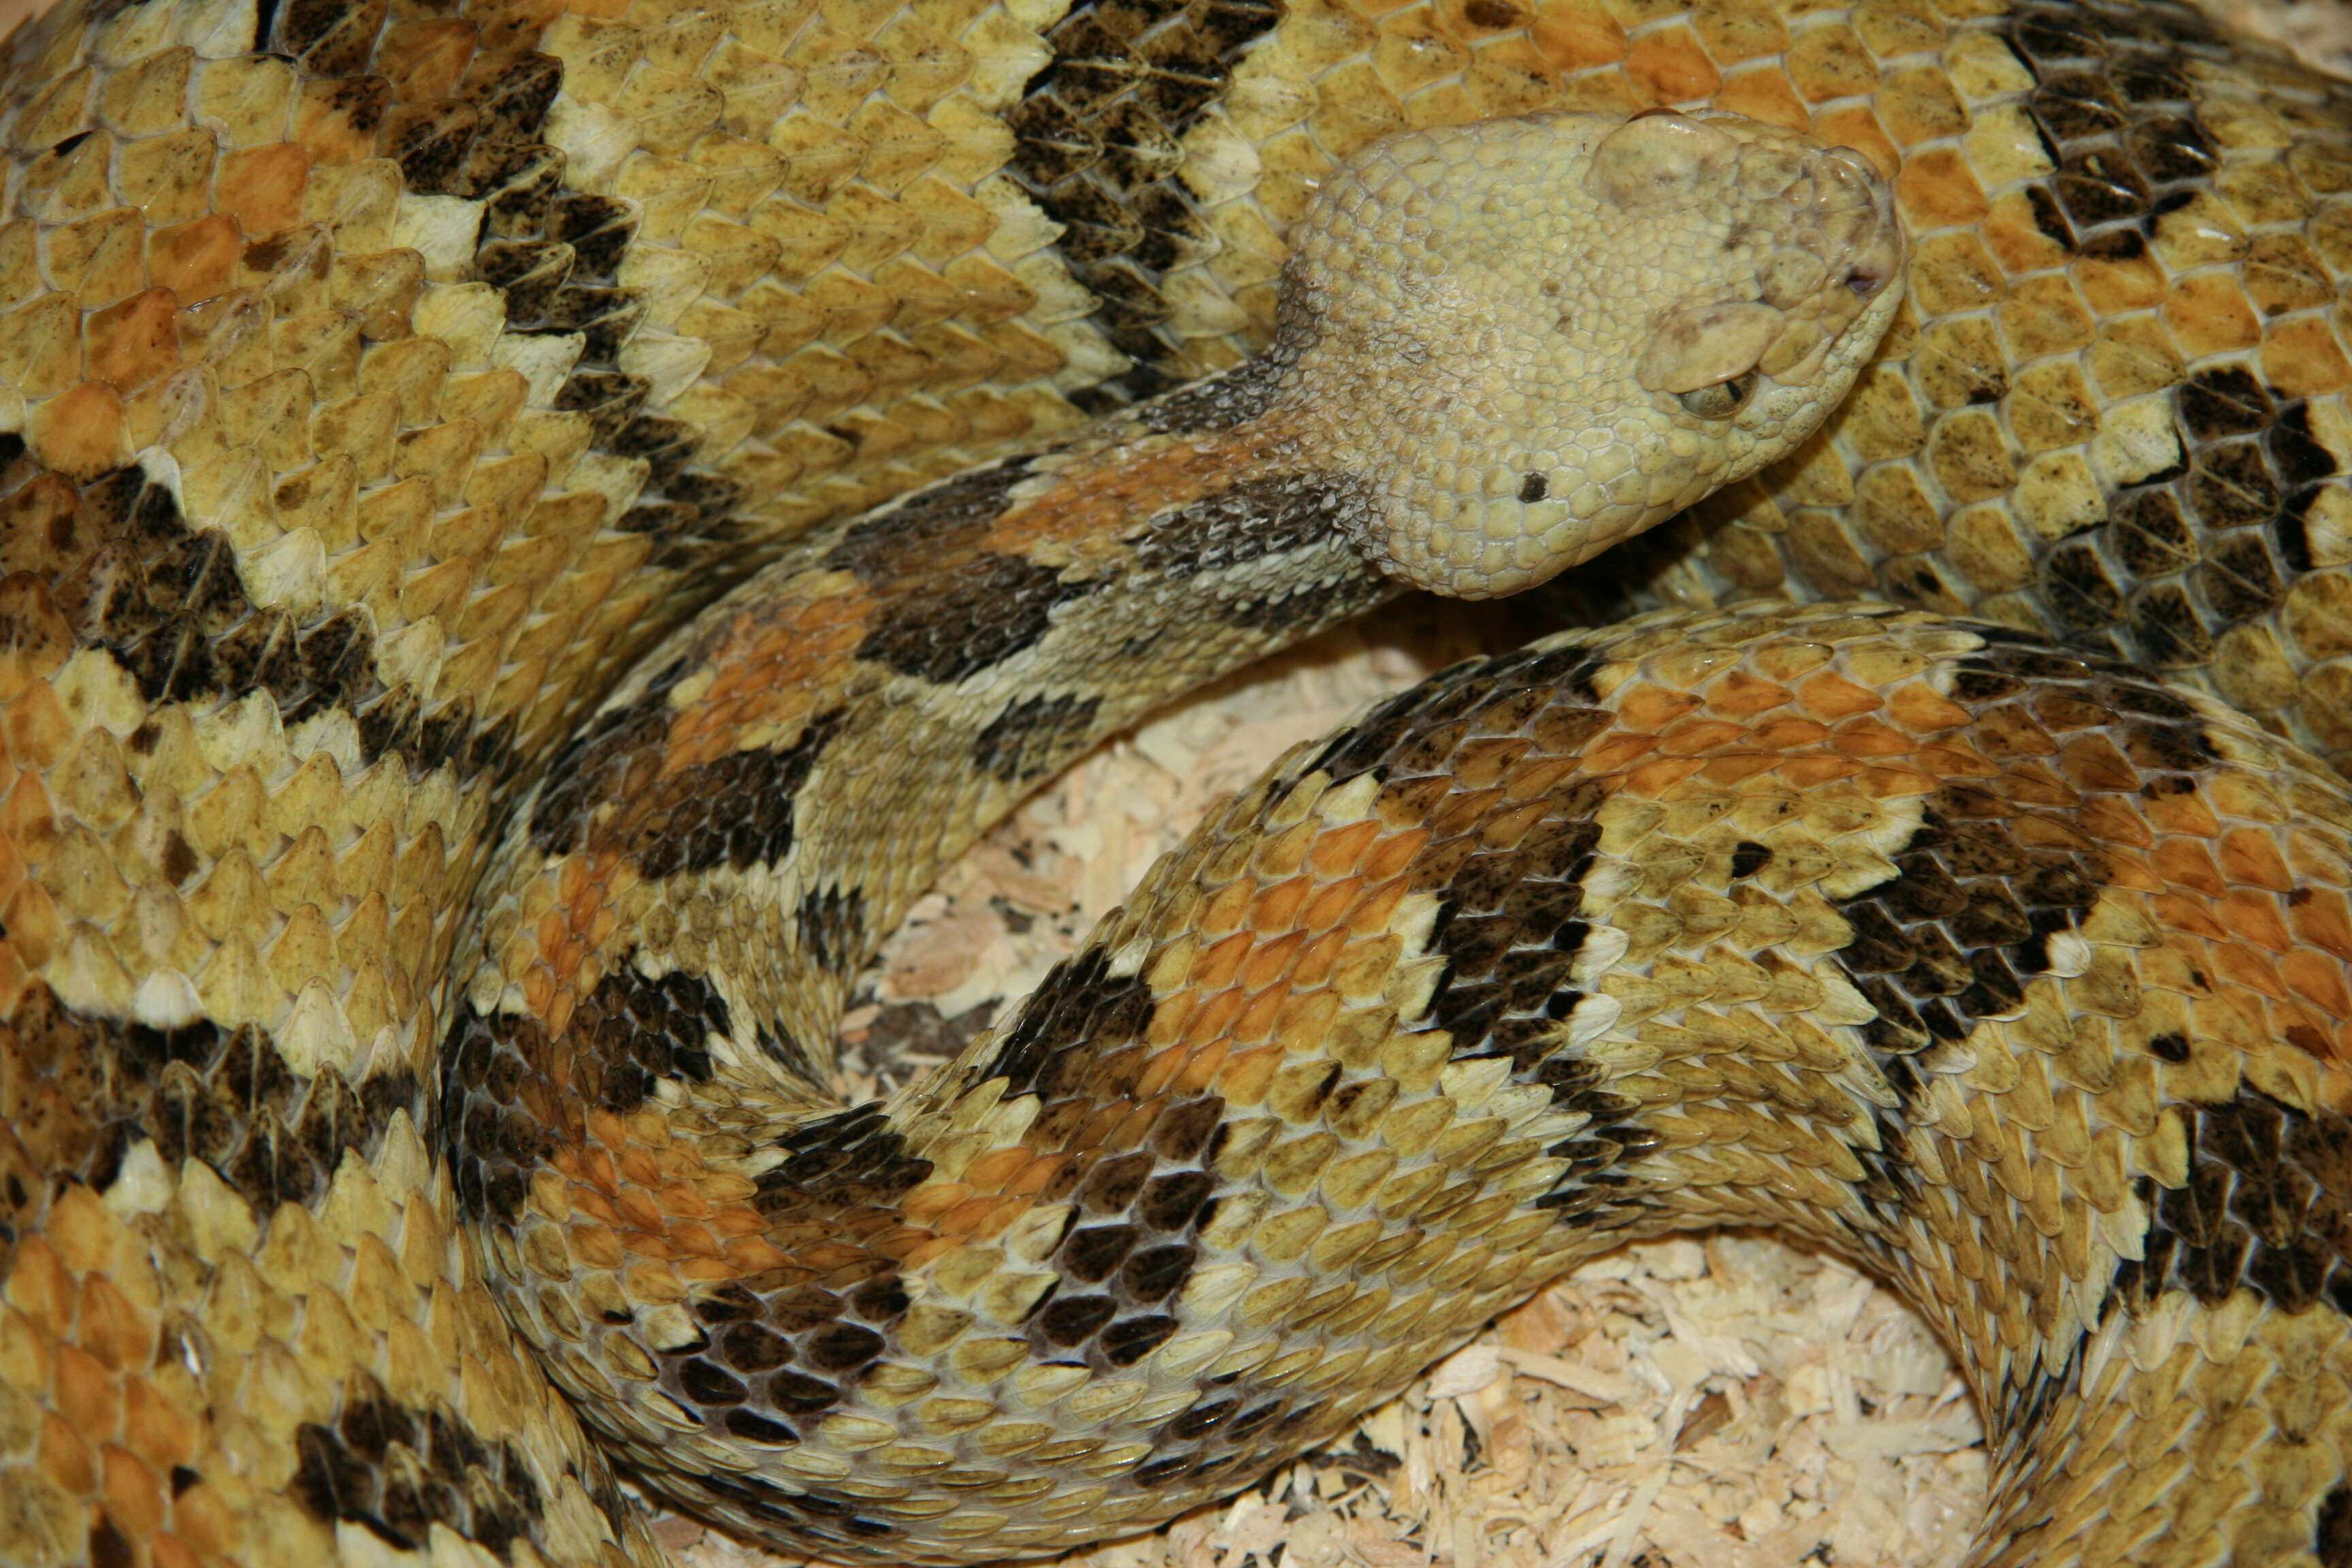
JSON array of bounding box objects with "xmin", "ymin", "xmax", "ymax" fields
[{"xmin": 1269, "ymin": 109, "xmax": 1906, "ymax": 598}]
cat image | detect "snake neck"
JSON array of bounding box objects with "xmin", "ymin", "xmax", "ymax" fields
[{"xmin": 461, "ymin": 361, "xmax": 1400, "ymax": 1058}]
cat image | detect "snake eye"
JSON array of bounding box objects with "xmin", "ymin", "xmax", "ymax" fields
[{"xmin": 1677, "ymin": 369, "xmax": 1757, "ymax": 419}]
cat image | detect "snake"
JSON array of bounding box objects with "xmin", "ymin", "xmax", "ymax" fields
[{"xmin": 5, "ymin": 0, "xmax": 2352, "ymax": 1562}]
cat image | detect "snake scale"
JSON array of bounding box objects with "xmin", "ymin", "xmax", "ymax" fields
[{"xmin": 7, "ymin": 0, "xmax": 2352, "ymax": 1559}]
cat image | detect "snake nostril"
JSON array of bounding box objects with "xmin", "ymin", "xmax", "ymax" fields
[{"xmin": 1846, "ymin": 267, "xmax": 1885, "ymax": 297}]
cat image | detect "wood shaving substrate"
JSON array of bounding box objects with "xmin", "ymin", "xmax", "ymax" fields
[{"xmin": 658, "ymin": 598, "xmax": 1986, "ymax": 1568}]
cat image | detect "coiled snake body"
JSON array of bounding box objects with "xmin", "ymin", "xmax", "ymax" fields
[{"xmin": 4, "ymin": 0, "xmax": 2352, "ymax": 1565}]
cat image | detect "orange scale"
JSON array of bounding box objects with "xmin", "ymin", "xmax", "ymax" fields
[
  {"xmin": 2148, "ymin": 892, "xmax": 2227, "ymax": 941},
  {"xmin": 1174, "ymin": 1039, "xmax": 1239, "ymax": 1095},
  {"xmin": 1796, "ymin": 672, "xmax": 1884, "ymax": 719},
  {"xmin": 712, "ymin": 1207, "xmax": 769, "ymax": 1237},
  {"xmin": 37, "ymin": 1408, "xmax": 95, "ymax": 1494},
  {"xmin": 121, "ymin": 1379, "xmax": 197, "ymax": 1471},
  {"xmin": 2215, "ymin": 891, "xmax": 2292, "ymax": 953},
  {"xmin": 1885, "ymin": 682, "xmax": 1971, "ymax": 734},
  {"xmin": 1655, "ymin": 718, "xmax": 1750, "ymax": 756},
  {"xmin": 587, "ymin": 1108, "xmax": 632, "ymax": 1149},
  {"xmin": 802, "ymin": 1242, "xmax": 877, "ymax": 1273},
  {"xmin": 1147, "ymin": 990, "xmax": 1197, "ymax": 1047},
  {"xmin": 864, "ymin": 1224, "xmax": 935, "ymax": 1256},
  {"xmin": 2054, "ymin": 735, "xmax": 2138, "ymax": 794},
  {"xmin": 1814, "ymin": 104, "xmax": 1900, "ymax": 178},
  {"xmin": 1582, "ymin": 733, "xmax": 1662, "ymax": 773},
  {"xmin": 1199, "ymin": 879, "xmax": 1258, "ymax": 937},
  {"xmin": 2289, "ymin": 831, "xmax": 2352, "ymax": 886},
  {"xmin": 1363, "ymin": 831, "xmax": 1429, "ymax": 882},
  {"xmin": 1700, "ymin": 750, "xmax": 1781, "ymax": 784},
  {"xmin": 2282, "ymin": 949, "xmax": 2352, "ymax": 1016},
  {"xmin": 2002, "ymin": 763, "xmax": 2076, "ymax": 808},
  {"xmin": 105, "ymin": 1445, "xmax": 167, "ymax": 1536},
  {"xmin": 1241, "ymin": 930, "xmax": 1307, "ymax": 992},
  {"xmin": 1136, "ymin": 1041, "xmax": 1194, "ymax": 1100},
  {"xmin": 1275, "ymin": 988, "xmax": 1343, "ymax": 1053},
  {"xmin": 570, "ymin": 1223, "xmax": 625, "ymax": 1267},
  {"xmin": 172, "ymin": 1488, "xmax": 233, "ymax": 1554},
  {"xmin": 2009, "ymin": 815, "xmax": 2097, "ymax": 854},
  {"xmin": 1190, "ymin": 930, "xmax": 1256, "ymax": 992},
  {"xmin": 2291, "ymin": 889, "xmax": 2352, "ymax": 961},
  {"xmin": 1182, "ymin": 987, "xmax": 1248, "ymax": 1048},
  {"xmin": 900, "ymin": 1183, "xmax": 976, "ymax": 1226},
  {"xmin": 862, "ymin": 1232, "xmax": 922, "ymax": 1266},
  {"xmin": 1714, "ymin": 63, "xmax": 1810, "ymax": 130},
  {"xmin": 2077, "ymin": 795, "xmax": 2155, "ymax": 850},
  {"xmin": 617, "ymin": 1231, "xmax": 676, "ymax": 1260},
  {"xmin": 655, "ymin": 1182, "xmax": 713, "ymax": 1219},
  {"xmin": 1828, "ymin": 719, "xmax": 1912, "ymax": 759},
  {"xmin": 1858, "ymin": 765, "xmax": 1938, "ymax": 798},
  {"xmin": 1300, "ymin": 876, "xmax": 1367, "ymax": 933},
  {"xmin": 2151, "ymin": 838, "xmax": 2227, "ymax": 897},
  {"xmin": 617, "ymin": 1144, "xmax": 666, "ymax": 1184},
  {"xmin": 615, "ymin": 1189, "xmax": 668, "ymax": 1232},
  {"xmin": 1215, "ymin": 1043, "xmax": 1286, "ymax": 1105},
  {"xmin": 1616, "ymin": 686, "xmax": 1703, "ymax": 729},
  {"xmin": 1252, "ymin": 877, "xmax": 1313, "ymax": 932},
  {"xmin": 152, "ymin": 1535, "xmax": 201, "ymax": 1568},
  {"xmin": 964, "ymin": 1147, "xmax": 1036, "ymax": 1192},
  {"xmin": 1752, "ymin": 715, "xmax": 1832, "ymax": 749},
  {"xmin": 1348, "ymin": 877, "xmax": 1411, "ymax": 934},
  {"xmin": 1230, "ymin": 982, "xmax": 1291, "ymax": 1044},
  {"xmin": 671, "ymin": 1220, "xmax": 729, "ymax": 1259},
  {"xmin": 1291, "ymin": 927, "xmax": 1351, "ymax": 988},
  {"xmin": 581, "ymin": 1146, "xmax": 622, "ymax": 1195},
  {"xmin": 716, "ymin": 1236, "xmax": 788, "ymax": 1273},
  {"xmin": 960, "ymin": 1197, "xmax": 1032, "ymax": 1241},
  {"xmin": 1008, "ymin": 1154, "xmax": 1073, "ymax": 1196},
  {"xmin": 51, "ymin": 1345, "xmax": 118, "ymax": 1437},
  {"xmin": 935, "ymin": 1196, "xmax": 1004, "ymax": 1237},
  {"xmin": 2142, "ymin": 786, "xmax": 2223, "ymax": 838},
  {"xmin": 1778, "ymin": 757, "xmax": 1857, "ymax": 787},
  {"xmin": 1624, "ymin": 755, "xmax": 1708, "ymax": 795},
  {"xmin": 2210, "ymin": 941, "xmax": 2289, "ymax": 1002},
  {"xmin": 1703, "ymin": 670, "xmax": 1792, "ymax": 718},
  {"xmin": 2102, "ymin": 854, "xmax": 2167, "ymax": 896},
  {"xmin": 1913, "ymin": 745, "xmax": 2002, "ymax": 779},
  {"xmin": 677, "ymin": 1257, "xmax": 737, "ymax": 1281},
  {"xmin": 898, "ymin": 1236, "xmax": 964, "ymax": 1269},
  {"xmin": 2217, "ymin": 827, "xmax": 2295, "ymax": 892},
  {"xmin": 1501, "ymin": 755, "xmax": 1584, "ymax": 801},
  {"xmin": 522, "ymin": 966, "xmax": 558, "ymax": 1022},
  {"xmin": 570, "ymin": 1188, "xmax": 623, "ymax": 1226},
  {"xmin": 1308, "ymin": 821, "xmax": 1384, "ymax": 877}
]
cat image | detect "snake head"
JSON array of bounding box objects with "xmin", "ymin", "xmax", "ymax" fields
[{"xmin": 1278, "ymin": 108, "xmax": 1906, "ymax": 598}]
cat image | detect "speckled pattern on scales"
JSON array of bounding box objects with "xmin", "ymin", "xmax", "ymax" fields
[{"xmin": 9, "ymin": 1, "xmax": 2352, "ymax": 1567}]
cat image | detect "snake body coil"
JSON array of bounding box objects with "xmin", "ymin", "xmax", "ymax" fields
[{"xmin": 5, "ymin": 1, "xmax": 2352, "ymax": 1566}]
